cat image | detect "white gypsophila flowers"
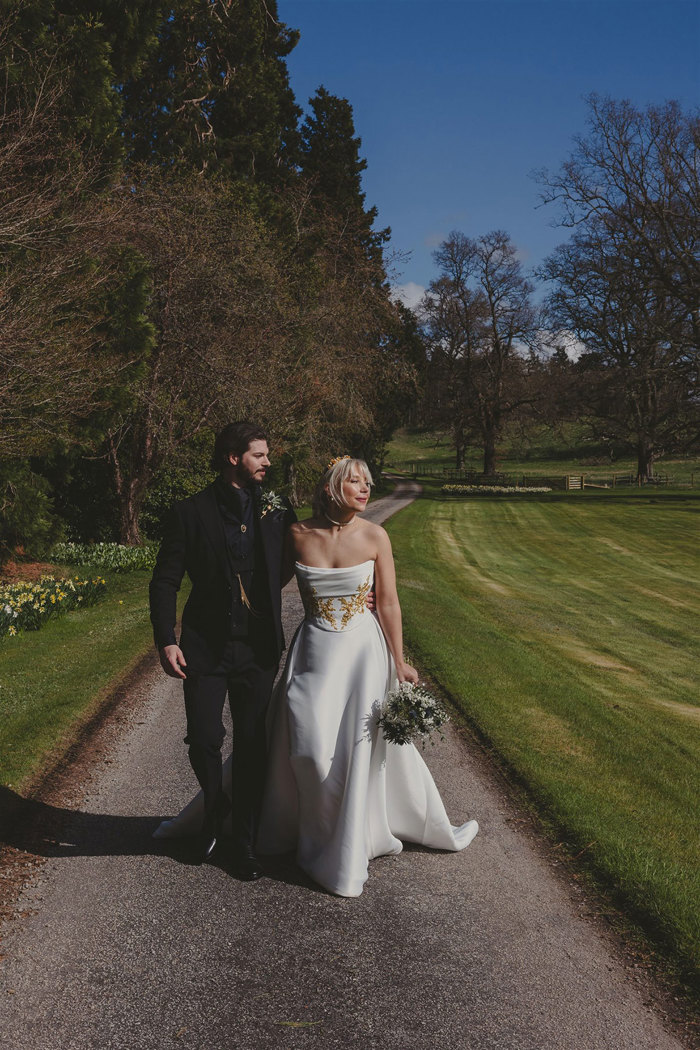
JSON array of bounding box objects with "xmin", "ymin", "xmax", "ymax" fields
[{"xmin": 377, "ymin": 682, "xmax": 450, "ymax": 748}]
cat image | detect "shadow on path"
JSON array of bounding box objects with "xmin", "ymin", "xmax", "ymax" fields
[
  {"xmin": 1, "ymin": 785, "xmax": 169, "ymax": 859},
  {"xmin": 0, "ymin": 785, "xmax": 327, "ymax": 893}
]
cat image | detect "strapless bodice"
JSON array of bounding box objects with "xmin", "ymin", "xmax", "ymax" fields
[{"xmin": 295, "ymin": 560, "xmax": 374, "ymax": 632}]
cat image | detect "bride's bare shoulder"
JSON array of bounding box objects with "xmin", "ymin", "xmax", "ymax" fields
[
  {"xmin": 357, "ymin": 518, "xmax": 390, "ymax": 548},
  {"xmin": 359, "ymin": 518, "xmax": 385, "ymax": 536},
  {"xmin": 290, "ymin": 517, "xmax": 324, "ymax": 536}
]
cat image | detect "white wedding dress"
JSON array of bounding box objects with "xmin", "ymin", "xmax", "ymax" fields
[{"xmin": 155, "ymin": 560, "xmax": 478, "ymax": 897}]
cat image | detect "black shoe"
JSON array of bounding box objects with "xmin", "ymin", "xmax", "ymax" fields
[
  {"xmin": 192, "ymin": 793, "xmax": 231, "ymax": 865},
  {"xmin": 231, "ymin": 844, "xmax": 263, "ymax": 881},
  {"xmin": 192, "ymin": 827, "xmax": 218, "ymax": 865}
]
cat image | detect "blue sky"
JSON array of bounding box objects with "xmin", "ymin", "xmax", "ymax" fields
[{"xmin": 279, "ymin": 0, "xmax": 700, "ymax": 305}]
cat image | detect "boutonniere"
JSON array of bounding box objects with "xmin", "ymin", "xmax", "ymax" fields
[{"xmin": 259, "ymin": 490, "xmax": 286, "ymax": 517}]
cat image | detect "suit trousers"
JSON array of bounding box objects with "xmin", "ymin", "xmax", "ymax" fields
[{"xmin": 183, "ymin": 637, "xmax": 277, "ymax": 851}]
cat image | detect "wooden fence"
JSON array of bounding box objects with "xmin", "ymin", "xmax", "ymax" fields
[{"xmin": 385, "ymin": 462, "xmax": 677, "ymax": 489}]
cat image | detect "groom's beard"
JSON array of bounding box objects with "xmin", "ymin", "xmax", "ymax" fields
[{"xmin": 233, "ymin": 464, "xmax": 266, "ymax": 487}]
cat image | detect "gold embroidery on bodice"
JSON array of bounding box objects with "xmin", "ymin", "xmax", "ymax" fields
[
  {"xmin": 298, "ymin": 573, "xmax": 372, "ymax": 631},
  {"xmin": 298, "ymin": 577, "xmax": 338, "ymax": 629},
  {"xmin": 338, "ymin": 576, "xmax": 372, "ymax": 629}
]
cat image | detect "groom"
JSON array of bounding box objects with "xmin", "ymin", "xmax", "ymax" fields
[{"xmin": 149, "ymin": 422, "xmax": 297, "ymax": 879}]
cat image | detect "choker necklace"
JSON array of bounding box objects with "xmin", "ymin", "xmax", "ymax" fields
[{"xmin": 324, "ymin": 511, "xmax": 355, "ymax": 529}]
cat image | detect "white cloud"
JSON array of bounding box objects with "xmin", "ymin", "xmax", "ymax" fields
[
  {"xmin": 538, "ymin": 329, "xmax": 586, "ymax": 361},
  {"xmin": 390, "ymin": 282, "xmax": 426, "ymax": 311}
]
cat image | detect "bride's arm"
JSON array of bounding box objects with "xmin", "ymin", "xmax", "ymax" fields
[
  {"xmin": 280, "ymin": 524, "xmax": 299, "ymax": 587},
  {"xmin": 373, "ymin": 528, "xmax": 418, "ymax": 684}
]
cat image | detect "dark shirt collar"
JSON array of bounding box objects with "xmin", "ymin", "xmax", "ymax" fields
[{"xmin": 215, "ymin": 475, "xmax": 252, "ymax": 514}]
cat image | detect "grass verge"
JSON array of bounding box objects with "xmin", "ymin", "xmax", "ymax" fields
[
  {"xmin": 0, "ymin": 569, "xmax": 169, "ymax": 790},
  {"xmin": 385, "ymin": 493, "xmax": 700, "ymax": 987}
]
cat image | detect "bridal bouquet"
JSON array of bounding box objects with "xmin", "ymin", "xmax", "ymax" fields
[{"xmin": 377, "ymin": 682, "xmax": 450, "ymax": 747}]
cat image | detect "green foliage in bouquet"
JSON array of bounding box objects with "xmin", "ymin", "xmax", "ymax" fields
[{"xmin": 377, "ymin": 682, "xmax": 450, "ymax": 747}]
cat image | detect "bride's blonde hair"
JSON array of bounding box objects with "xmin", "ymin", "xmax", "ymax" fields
[{"xmin": 312, "ymin": 457, "xmax": 373, "ymax": 517}]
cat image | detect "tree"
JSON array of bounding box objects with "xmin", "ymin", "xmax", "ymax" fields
[
  {"xmin": 537, "ymin": 96, "xmax": 700, "ymax": 479},
  {"xmin": 0, "ymin": 1, "xmax": 412, "ymax": 546},
  {"xmin": 2, "ymin": 1, "xmax": 304, "ymax": 185},
  {"xmin": 89, "ymin": 172, "xmax": 293, "ymax": 543},
  {"xmin": 421, "ymin": 231, "xmax": 538, "ymax": 474},
  {"xmin": 299, "ymin": 85, "xmax": 390, "ymax": 264},
  {"xmin": 244, "ymin": 197, "xmax": 404, "ymax": 499},
  {"xmin": 83, "ymin": 171, "xmax": 399, "ymax": 539},
  {"xmin": 0, "ymin": 0, "xmax": 158, "ymax": 170},
  {"xmin": 537, "ymin": 95, "xmax": 699, "ymax": 333},
  {"xmin": 121, "ymin": 0, "xmax": 301, "ymax": 182},
  {"xmin": 540, "ymin": 229, "xmax": 697, "ymax": 479},
  {"xmin": 0, "ymin": 75, "xmax": 128, "ymax": 458}
]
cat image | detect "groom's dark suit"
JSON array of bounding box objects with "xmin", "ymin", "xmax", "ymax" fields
[{"xmin": 149, "ymin": 478, "xmax": 296, "ymax": 851}]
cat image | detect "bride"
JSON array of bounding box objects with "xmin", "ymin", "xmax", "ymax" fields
[{"xmin": 156, "ymin": 456, "xmax": 478, "ymax": 896}]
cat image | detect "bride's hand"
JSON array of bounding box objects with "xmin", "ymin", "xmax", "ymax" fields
[{"xmin": 397, "ymin": 662, "xmax": 419, "ymax": 684}]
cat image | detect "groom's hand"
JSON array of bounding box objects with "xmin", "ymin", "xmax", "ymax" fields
[
  {"xmin": 365, "ymin": 588, "xmax": 376, "ymax": 612},
  {"xmin": 159, "ymin": 644, "xmax": 187, "ymax": 679}
]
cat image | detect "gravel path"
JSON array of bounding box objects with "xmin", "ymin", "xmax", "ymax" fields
[{"xmin": 0, "ymin": 485, "xmax": 685, "ymax": 1050}]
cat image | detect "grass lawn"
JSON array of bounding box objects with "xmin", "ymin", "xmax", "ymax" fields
[
  {"xmin": 386, "ymin": 426, "xmax": 700, "ymax": 485},
  {"xmin": 0, "ymin": 569, "xmax": 170, "ymax": 790},
  {"xmin": 386, "ymin": 492, "xmax": 700, "ymax": 983}
]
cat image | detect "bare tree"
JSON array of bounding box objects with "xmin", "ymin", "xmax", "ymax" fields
[
  {"xmin": 95, "ymin": 173, "xmax": 290, "ymax": 543},
  {"xmin": 0, "ymin": 77, "xmax": 126, "ymax": 458},
  {"xmin": 421, "ymin": 230, "xmax": 538, "ymax": 474},
  {"xmin": 537, "ymin": 96, "xmax": 699, "ymax": 333},
  {"xmin": 541, "ymin": 228, "xmax": 697, "ymax": 479},
  {"xmin": 537, "ymin": 96, "xmax": 700, "ymax": 479}
]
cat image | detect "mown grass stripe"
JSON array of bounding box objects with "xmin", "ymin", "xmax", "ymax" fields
[{"xmin": 387, "ymin": 495, "xmax": 700, "ymax": 982}]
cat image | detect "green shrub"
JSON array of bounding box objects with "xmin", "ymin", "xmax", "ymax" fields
[
  {"xmin": 41, "ymin": 451, "xmax": 120, "ymax": 543},
  {"xmin": 0, "ymin": 460, "xmax": 63, "ymax": 564},
  {"xmin": 51, "ymin": 541, "xmax": 157, "ymax": 572},
  {"xmin": 442, "ymin": 484, "xmax": 553, "ymax": 495},
  {"xmin": 140, "ymin": 435, "xmax": 214, "ymax": 539}
]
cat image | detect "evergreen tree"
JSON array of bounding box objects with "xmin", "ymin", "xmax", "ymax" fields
[
  {"xmin": 0, "ymin": 0, "xmax": 153, "ymax": 168},
  {"xmin": 299, "ymin": 85, "xmax": 389, "ymax": 260},
  {"xmin": 121, "ymin": 0, "xmax": 301, "ymax": 182}
]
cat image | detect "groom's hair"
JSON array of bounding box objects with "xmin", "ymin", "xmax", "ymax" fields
[{"xmin": 212, "ymin": 421, "xmax": 268, "ymax": 472}]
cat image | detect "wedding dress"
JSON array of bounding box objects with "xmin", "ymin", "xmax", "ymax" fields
[{"xmin": 155, "ymin": 560, "xmax": 478, "ymax": 896}]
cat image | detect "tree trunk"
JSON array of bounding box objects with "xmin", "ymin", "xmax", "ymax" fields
[
  {"xmin": 119, "ymin": 483, "xmax": 144, "ymax": 545},
  {"xmin": 483, "ymin": 431, "xmax": 497, "ymax": 476},
  {"xmin": 284, "ymin": 459, "xmax": 299, "ymax": 508},
  {"xmin": 105, "ymin": 430, "xmax": 152, "ymax": 545},
  {"xmin": 636, "ymin": 437, "xmax": 654, "ymax": 482},
  {"xmin": 453, "ymin": 424, "xmax": 465, "ymax": 471}
]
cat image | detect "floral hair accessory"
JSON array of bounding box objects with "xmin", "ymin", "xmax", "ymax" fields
[{"xmin": 327, "ymin": 454, "xmax": 352, "ymax": 470}]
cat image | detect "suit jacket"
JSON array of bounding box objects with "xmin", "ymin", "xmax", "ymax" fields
[{"xmin": 149, "ymin": 481, "xmax": 297, "ymax": 673}]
